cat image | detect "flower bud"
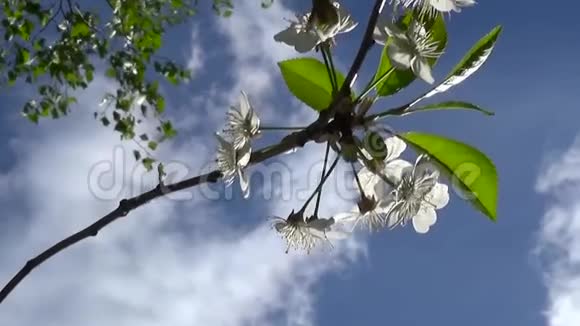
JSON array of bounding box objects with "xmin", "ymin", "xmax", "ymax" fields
[
  {"xmin": 308, "ymin": 0, "xmax": 339, "ymax": 30},
  {"xmin": 339, "ymin": 138, "xmax": 358, "ymax": 162}
]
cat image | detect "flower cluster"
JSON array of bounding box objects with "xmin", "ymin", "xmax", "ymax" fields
[
  {"xmin": 215, "ymin": 92, "xmax": 261, "ymax": 199},
  {"xmin": 339, "ymin": 136, "xmax": 449, "ymax": 234},
  {"xmin": 212, "ymin": 0, "xmax": 482, "ymax": 253}
]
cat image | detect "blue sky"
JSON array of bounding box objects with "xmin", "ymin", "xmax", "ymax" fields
[{"xmin": 1, "ymin": 1, "xmax": 580, "ymax": 325}]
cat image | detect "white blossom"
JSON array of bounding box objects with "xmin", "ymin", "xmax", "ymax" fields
[
  {"xmin": 374, "ymin": 20, "xmax": 442, "ymax": 84},
  {"xmin": 274, "ymin": 1, "xmax": 357, "ymax": 53},
  {"xmin": 215, "ymin": 133, "xmax": 251, "ymax": 198},
  {"xmin": 357, "ymin": 135, "xmax": 407, "ymax": 199},
  {"xmin": 392, "ymin": 0, "xmax": 476, "ymax": 18},
  {"xmin": 383, "ymin": 155, "xmax": 450, "ymax": 233},
  {"xmin": 223, "ymin": 91, "xmax": 260, "ymax": 149},
  {"xmin": 334, "ymin": 195, "xmax": 393, "ymax": 232},
  {"xmin": 272, "ymin": 212, "xmax": 349, "ymax": 253}
]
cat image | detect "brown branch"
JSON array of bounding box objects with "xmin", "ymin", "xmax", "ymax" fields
[
  {"xmin": 338, "ymin": 0, "xmax": 385, "ymax": 99},
  {"xmin": 0, "ymin": 121, "xmax": 328, "ymax": 304},
  {"xmin": 0, "ymin": 0, "xmax": 388, "ymax": 304}
]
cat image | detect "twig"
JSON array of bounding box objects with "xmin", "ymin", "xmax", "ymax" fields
[
  {"xmin": 0, "ymin": 116, "xmax": 331, "ymax": 303},
  {"xmin": 0, "ymin": 0, "xmax": 390, "ymax": 304},
  {"xmin": 314, "ymin": 142, "xmax": 331, "ymax": 216},
  {"xmin": 338, "ymin": 0, "xmax": 386, "ymax": 99}
]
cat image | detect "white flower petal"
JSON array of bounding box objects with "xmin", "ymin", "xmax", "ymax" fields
[
  {"xmin": 383, "ymin": 201, "xmax": 400, "ymax": 228},
  {"xmin": 373, "ymin": 26, "xmax": 387, "ymax": 45},
  {"xmin": 239, "ymin": 169, "xmax": 250, "ymax": 198},
  {"xmin": 425, "ymin": 183, "xmax": 449, "ymax": 209},
  {"xmin": 383, "ymin": 21, "xmax": 406, "ymax": 39},
  {"xmin": 384, "ymin": 136, "xmax": 406, "ymax": 162},
  {"xmin": 293, "ymin": 33, "xmax": 320, "ymax": 53},
  {"xmin": 307, "ymin": 217, "xmax": 335, "ymax": 231},
  {"xmin": 456, "ymin": 0, "xmax": 476, "ymax": 9},
  {"xmin": 372, "ymin": 17, "xmax": 390, "ymax": 45},
  {"xmin": 216, "ymin": 133, "xmax": 237, "ymax": 183},
  {"xmin": 250, "ymin": 110, "xmax": 260, "ymax": 132},
  {"xmin": 332, "ymin": 211, "xmax": 359, "ymax": 224},
  {"xmin": 237, "ymin": 141, "xmax": 252, "ymax": 167},
  {"xmin": 326, "ymin": 228, "xmax": 351, "ymax": 240},
  {"xmin": 239, "ymin": 91, "xmax": 250, "ymax": 116},
  {"xmin": 388, "ymin": 43, "xmax": 413, "ymax": 70},
  {"xmin": 273, "ymin": 26, "xmax": 318, "ymax": 53},
  {"xmin": 308, "ymin": 227, "xmax": 332, "ymax": 241},
  {"xmin": 429, "ymin": 0, "xmax": 458, "ymax": 12},
  {"xmin": 414, "ymin": 160, "xmax": 440, "ymax": 181},
  {"xmin": 412, "ymin": 206, "xmax": 437, "ymax": 233},
  {"xmin": 384, "ymin": 159, "xmax": 413, "ymax": 184},
  {"xmin": 412, "ymin": 57, "xmax": 435, "ymax": 84},
  {"xmin": 357, "ymin": 167, "xmax": 381, "ymax": 195}
]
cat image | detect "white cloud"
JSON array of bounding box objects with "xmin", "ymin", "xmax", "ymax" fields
[
  {"xmin": 0, "ymin": 77, "xmax": 364, "ymax": 326},
  {"xmin": 187, "ymin": 27, "xmax": 205, "ymax": 75},
  {"xmin": 0, "ymin": 2, "xmax": 366, "ymax": 326},
  {"xmin": 535, "ymin": 135, "xmax": 580, "ymax": 326}
]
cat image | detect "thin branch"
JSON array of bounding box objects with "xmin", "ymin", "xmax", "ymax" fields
[
  {"xmin": 320, "ymin": 44, "xmax": 337, "ymax": 92},
  {"xmin": 0, "ymin": 117, "xmax": 331, "ymax": 304},
  {"xmin": 0, "ymin": 0, "xmax": 390, "ymax": 304},
  {"xmin": 301, "ymin": 155, "xmax": 340, "ymax": 211},
  {"xmin": 29, "ymin": 1, "xmax": 61, "ymax": 43},
  {"xmin": 314, "ymin": 142, "xmax": 331, "ymax": 216},
  {"xmin": 338, "ymin": 0, "xmax": 386, "ymax": 99}
]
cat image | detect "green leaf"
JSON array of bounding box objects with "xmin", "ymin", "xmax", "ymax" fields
[
  {"xmin": 147, "ymin": 141, "xmax": 158, "ymax": 150},
  {"xmin": 374, "ymin": 13, "xmax": 447, "ymax": 97},
  {"xmin": 71, "ymin": 21, "xmax": 91, "ymax": 38},
  {"xmin": 16, "ymin": 47, "xmax": 30, "ymax": 65},
  {"xmin": 20, "ymin": 19, "xmax": 34, "ymax": 40},
  {"xmin": 409, "ymin": 25, "xmax": 502, "ymax": 106},
  {"xmin": 277, "ymin": 57, "xmax": 347, "ymax": 111},
  {"xmin": 142, "ymin": 157, "xmax": 155, "ymax": 171},
  {"xmin": 160, "ymin": 121, "xmax": 176, "ymax": 139},
  {"xmin": 400, "ymin": 132, "xmax": 498, "ymax": 221},
  {"xmin": 105, "ymin": 67, "xmax": 116, "ymax": 78},
  {"xmin": 404, "ymin": 101, "xmax": 494, "ymax": 116}
]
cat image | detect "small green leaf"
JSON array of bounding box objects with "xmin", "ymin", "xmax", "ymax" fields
[
  {"xmin": 148, "ymin": 141, "xmax": 158, "ymax": 150},
  {"xmin": 447, "ymin": 26, "xmax": 502, "ymax": 81},
  {"xmin": 374, "ymin": 13, "xmax": 447, "ymax": 97},
  {"xmin": 277, "ymin": 57, "xmax": 347, "ymax": 111},
  {"xmin": 400, "ymin": 132, "xmax": 498, "ymax": 221},
  {"xmin": 160, "ymin": 121, "xmax": 176, "ymax": 139},
  {"xmin": 16, "ymin": 47, "xmax": 30, "ymax": 65},
  {"xmin": 19, "ymin": 19, "xmax": 34, "ymax": 40},
  {"xmin": 411, "ymin": 26, "xmax": 502, "ymax": 105},
  {"xmin": 105, "ymin": 67, "xmax": 116, "ymax": 78},
  {"xmin": 142, "ymin": 157, "xmax": 155, "ymax": 171},
  {"xmin": 71, "ymin": 21, "xmax": 90, "ymax": 38},
  {"xmin": 405, "ymin": 101, "xmax": 494, "ymax": 116}
]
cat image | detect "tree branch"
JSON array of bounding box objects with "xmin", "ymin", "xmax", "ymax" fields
[
  {"xmin": 338, "ymin": 0, "xmax": 385, "ymax": 99},
  {"xmin": 0, "ymin": 118, "xmax": 330, "ymax": 304},
  {"xmin": 0, "ymin": 0, "xmax": 389, "ymax": 304}
]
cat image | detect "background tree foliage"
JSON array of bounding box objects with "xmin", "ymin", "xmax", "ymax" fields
[{"xmin": 0, "ymin": 0, "xmax": 273, "ymax": 170}]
